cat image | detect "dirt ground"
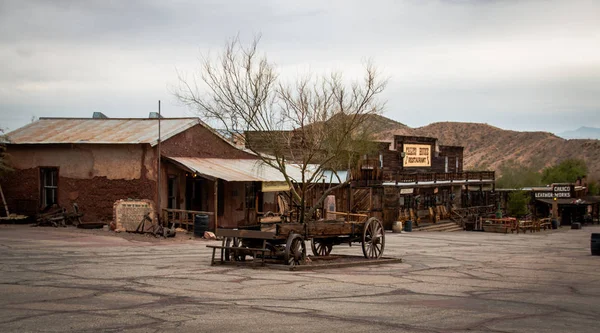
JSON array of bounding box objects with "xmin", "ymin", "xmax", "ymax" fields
[
  {"xmin": 0, "ymin": 223, "xmax": 205, "ymax": 244},
  {"xmin": 1, "ymin": 224, "xmax": 599, "ymax": 333}
]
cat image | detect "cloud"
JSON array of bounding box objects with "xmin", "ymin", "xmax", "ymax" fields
[{"xmin": 0, "ymin": 0, "xmax": 599, "ymax": 132}]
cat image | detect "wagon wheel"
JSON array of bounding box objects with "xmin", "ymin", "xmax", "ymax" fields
[
  {"xmin": 223, "ymin": 237, "xmax": 239, "ymax": 261},
  {"xmin": 285, "ymin": 233, "xmax": 306, "ymax": 266},
  {"xmin": 310, "ymin": 238, "xmax": 333, "ymax": 256},
  {"xmin": 232, "ymin": 238, "xmax": 247, "ymax": 262},
  {"xmin": 264, "ymin": 242, "xmax": 279, "ymax": 259},
  {"xmin": 362, "ymin": 218, "xmax": 385, "ymax": 259}
]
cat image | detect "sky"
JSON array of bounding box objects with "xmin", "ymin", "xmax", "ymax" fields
[{"xmin": 1, "ymin": 0, "xmax": 599, "ymax": 134}]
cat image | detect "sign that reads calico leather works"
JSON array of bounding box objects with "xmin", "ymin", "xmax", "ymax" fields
[
  {"xmin": 534, "ymin": 184, "xmax": 573, "ymax": 199},
  {"xmin": 403, "ymin": 144, "xmax": 431, "ymax": 167}
]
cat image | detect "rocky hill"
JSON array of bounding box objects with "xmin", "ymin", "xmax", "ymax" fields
[{"xmin": 376, "ymin": 120, "xmax": 600, "ymax": 180}]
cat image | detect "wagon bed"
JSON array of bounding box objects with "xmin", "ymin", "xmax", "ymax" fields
[{"xmin": 208, "ymin": 217, "xmax": 385, "ymax": 267}]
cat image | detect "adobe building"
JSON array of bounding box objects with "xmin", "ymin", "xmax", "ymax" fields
[{"xmin": 1, "ymin": 115, "xmax": 298, "ymax": 229}]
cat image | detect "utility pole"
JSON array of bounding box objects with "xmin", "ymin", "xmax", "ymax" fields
[{"xmin": 157, "ymin": 100, "xmax": 161, "ymax": 224}]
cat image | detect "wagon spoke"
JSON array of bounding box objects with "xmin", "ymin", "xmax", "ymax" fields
[
  {"xmin": 374, "ymin": 243, "xmax": 381, "ymax": 256},
  {"xmin": 311, "ymin": 238, "xmax": 333, "ymax": 256}
]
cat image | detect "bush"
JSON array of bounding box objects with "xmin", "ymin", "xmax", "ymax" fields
[
  {"xmin": 541, "ymin": 159, "xmax": 587, "ymax": 184},
  {"xmin": 496, "ymin": 160, "xmax": 542, "ymax": 189},
  {"xmin": 507, "ymin": 191, "xmax": 529, "ymax": 217},
  {"xmin": 588, "ymin": 181, "xmax": 600, "ymax": 196}
]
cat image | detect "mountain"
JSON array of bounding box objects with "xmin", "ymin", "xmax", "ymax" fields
[
  {"xmin": 375, "ymin": 119, "xmax": 600, "ymax": 180},
  {"xmin": 363, "ymin": 114, "xmax": 410, "ymax": 133},
  {"xmin": 558, "ymin": 127, "xmax": 600, "ymax": 140}
]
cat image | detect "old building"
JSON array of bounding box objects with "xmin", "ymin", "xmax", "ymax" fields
[
  {"xmin": 334, "ymin": 135, "xmax": 495, "ymax": 228},
  {"xmin": 1, "ymin": 116, "xmax": 300, "ymax": 229},
  {"xmin": 245, "ymin": 130, "xmax": 496, "ymax": 229},
  {"xmin": 496, "ymin": 182, "xmax": 600, "ymax": 224}
]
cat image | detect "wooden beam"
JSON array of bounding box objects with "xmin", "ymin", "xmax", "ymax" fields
[
  {"xmin": 0, "ymin": 184, "xmax": 9, "ymax": 217},
  {"xmin": 214, "ymin": 180, "xmax": 218, "ymax": 230}
]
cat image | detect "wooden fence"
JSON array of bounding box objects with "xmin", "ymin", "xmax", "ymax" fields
[{"xmin": 162, "ymin": 208, "xmax": 214, "ymax": 231}]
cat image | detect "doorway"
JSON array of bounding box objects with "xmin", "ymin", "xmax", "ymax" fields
[{"xmin": 185, "ymin": 177, "xmax": 204, "ymax": 211}]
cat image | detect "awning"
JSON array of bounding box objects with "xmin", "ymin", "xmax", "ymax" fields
[
  {"xmin": 262, "ymin": 181, "xmax": 290, "ymax": 192},
  {"xmin": 320, "ymin": 170, "xmax": 349, "ymax": 184},
  {"xmin": 536, "ymin": 196, "xmax": 600, "ymax": 206},
  {"xmin": 165, "ymin": 157, "xmax": 307, "ymax": 183},
  {"xmin": 467, "ymin": 184, "xmax": 494, "ymax": 191}
]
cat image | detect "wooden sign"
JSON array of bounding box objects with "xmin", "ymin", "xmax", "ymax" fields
[{"xmin": 403, "ymin": 144, "xmax": 431, "ymax": 167}]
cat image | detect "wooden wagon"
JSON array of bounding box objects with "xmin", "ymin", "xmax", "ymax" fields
[{"xmin": 207, "ymin": 213, "xmax": 385, "ymax": 267}]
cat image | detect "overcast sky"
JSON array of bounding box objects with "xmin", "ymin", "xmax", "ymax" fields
[{"xmin": 1, "ymin": 0, "xmax": 599, "ymax": 133}]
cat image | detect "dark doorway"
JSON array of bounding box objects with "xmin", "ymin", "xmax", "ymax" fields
[
  {"xmin": 167, "ymin": 175, "xmax": 178, "ymax": 209},
  {"xmin": 185, "ymin": 177, "xmax": 204, "ymax": 211}
]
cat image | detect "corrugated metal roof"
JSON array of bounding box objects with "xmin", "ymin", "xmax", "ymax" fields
[
  {"xmin": 167, "ymin": 157, "xmax": 308, "ymax": 182},
  {"xmin": 320, "ymin": 170, "xmax": 349, "ymax": 184},
  {"xmin": 6, "ymin": 118, "xmax": 200, "ymax": 146}
]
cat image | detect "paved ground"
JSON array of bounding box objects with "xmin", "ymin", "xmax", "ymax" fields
[{"xmin": 0, "ymin": 224, "xmax": 599, "ymax": 333}]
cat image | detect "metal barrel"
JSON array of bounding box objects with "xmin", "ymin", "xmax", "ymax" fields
[
  {"xmin": 194, "ymin": 214, "xmax": 209, "ymax": 237},
  {"xmin": 404, "ymin": 220, "xmax": 413, "ymax": 232},
  {"xmin": 592, "ymin": 233, "xmax": 600, "ymax": 256}
]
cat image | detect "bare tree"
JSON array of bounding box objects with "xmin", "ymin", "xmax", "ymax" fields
[{"xmin": 176, "ymin": 36, "xmax": 387, "ymax": 223}]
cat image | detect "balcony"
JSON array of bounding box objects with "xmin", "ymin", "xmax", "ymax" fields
[{"xmin": 352, "ymin": 170, "xmax": 495, "ymax": 187}]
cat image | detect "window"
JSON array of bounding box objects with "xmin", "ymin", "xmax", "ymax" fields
[
  {"xmin": 245, "ymin": 182, "xmax": 257, "ymax": 209},
  {"xmin": 40, "ymin": 167, "xmax": 58, "ymax": 208}
]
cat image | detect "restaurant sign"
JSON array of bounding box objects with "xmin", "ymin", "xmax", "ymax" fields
[{"xmin": 403, "ymin": 144, "xmax": 431, "ymax": 167}]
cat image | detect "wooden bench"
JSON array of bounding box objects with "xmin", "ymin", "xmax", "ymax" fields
[
  {"xmin": 538, "ymin": 218, "xmax": 552, "ymax": 231},
  {"xmin": 517, "ymin": 221, "xmax": 535, "ymax": 233},
  {"xmin": 206, "ymin": 245, "xmax": 270, "ymax": 266}
]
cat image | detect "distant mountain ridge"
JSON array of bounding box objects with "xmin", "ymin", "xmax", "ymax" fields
[
  {"xmin": 558, "ymin": 126, "xmax": 600, "ymax": 140},
  {"xmin": 374, "ymin": 118, "xmax": 600, "ymax": 180}
]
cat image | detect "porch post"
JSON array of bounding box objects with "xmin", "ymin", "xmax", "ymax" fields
[{"xmin": 214, "ymin": 179, "xmax": 218, "ymax": 230}]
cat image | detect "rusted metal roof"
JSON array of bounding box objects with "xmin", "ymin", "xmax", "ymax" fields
[
  {"xmin": 6, "ymin": 118, "xmax": 200, "ymax": 146},
  {"xmin": 167, "ymin": 157, "xmax": 307, "ymax": 182}
]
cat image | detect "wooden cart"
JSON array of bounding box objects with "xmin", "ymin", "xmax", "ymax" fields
[{"xmin": 207, "ymin": 216, "xmax": 385, "ymax": 267}]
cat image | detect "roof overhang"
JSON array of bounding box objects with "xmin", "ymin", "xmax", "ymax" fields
[
  {"xmin": 536, "ymin": 197, "xmax": 600, "ymax": 205},
  {"xmin": 165, "ymin": 157, "xmax": 307, "ymax": 183}
]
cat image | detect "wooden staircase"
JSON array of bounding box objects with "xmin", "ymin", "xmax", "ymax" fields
[{"xmin": 412, "ymin": 220, "xmax": 464, "ymax": 232}]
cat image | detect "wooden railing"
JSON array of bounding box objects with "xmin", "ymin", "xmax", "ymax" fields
[
  {"xmin": 381, "ymin": 171, "xmax": 495, "ymax": 184},
  {"xmin": 451, "ymin": 205, "xmax": 496, "ymax": 230},
  {"xmin": 452, "ymin": 205, "xmax": 496, "ymax": 218},
  {"xmin": 162, "ymin": 208, "xmax": 214, "ymax": 231},
  {"xmin": 326, "ymin": 211, "xmax": 369, "ymax": 223}
]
